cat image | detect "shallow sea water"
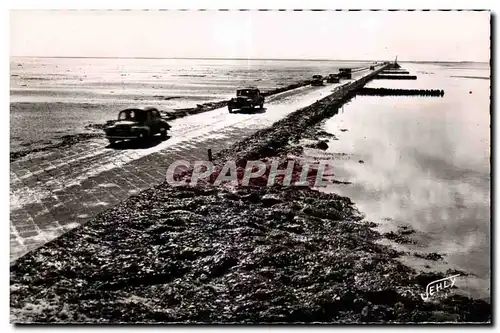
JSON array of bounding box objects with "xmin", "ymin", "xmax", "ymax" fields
[{"xmin": 317, "ymin": 62, "xmax": 490, "ymax": 300}]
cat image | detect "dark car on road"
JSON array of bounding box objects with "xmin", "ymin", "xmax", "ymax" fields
[
  {"xmin": 228, "ymin": 88, "xmax": 265, "ymax": 113},
  {"xmin": 311, "ymin": 75, "xmax": 324, "ymax": 86},
  {"xmin": 338, "ymin": 68, "xmax": 352, "ymax": 79},
  {"xmin": 104, "ymin": 107, "xmax": 171, "ymax": 145},
  {"xmin": 326, "ymin": 74, "xmax": 340, "ymax": 83}
]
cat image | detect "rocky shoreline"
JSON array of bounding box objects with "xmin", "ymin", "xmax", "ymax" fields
[{"xmin": 10, "ymin": 76, "xmax": 491, "ymax": 323}]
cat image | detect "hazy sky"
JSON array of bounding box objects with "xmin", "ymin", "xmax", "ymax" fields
[{"xmin": 10, "ymin": 10, "xmax": 490, "ymax": 61}]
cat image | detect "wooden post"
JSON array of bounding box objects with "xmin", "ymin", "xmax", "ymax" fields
[{"xmin": 207, "ymin": 149, "xmax": 213, "ymax": 162}]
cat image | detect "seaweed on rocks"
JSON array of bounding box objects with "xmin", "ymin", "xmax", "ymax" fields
[
  {"xmin": 383, "ymin": 225, "xmax": 417, "ymax": 245},
  {"xmin": 10, "ymin": 184, "xmax": 491, "ymax": 323},
  {"xmin": 305, "ymin": 140, "xmax": 329, "ymax": 150},
  {"xmin": 413, "ymin": 252, "xmax": 444, "ymax": 261}
]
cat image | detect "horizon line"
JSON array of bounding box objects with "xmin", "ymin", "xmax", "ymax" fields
[{"xmin": 9, "ymin": 55, "xmax": 487, "ymax": 63}]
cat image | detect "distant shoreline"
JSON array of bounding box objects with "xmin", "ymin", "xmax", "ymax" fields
[
  {"xmin": 9, "ymin": 56, "xmax": 488, "ymax": 64},
  {"xmin": 11, "ymin": 56, "xmax": 375, "ymax": 62}
]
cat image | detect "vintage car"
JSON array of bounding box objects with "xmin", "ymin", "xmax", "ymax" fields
[
  {"xmin": 104, "ymin": 107, "xmax": 171, "ymax": 144},
  {"xmin": 326, "ymin": 73, "xmax": 340, "ymax": 83},
  {"xmin": 228, "ymin": 87, "xmax": 265, "ymax": 113},
  {"xmin": 311, "ymin": 75, "xmax": 324, "ymax": 86},
  {"xmin": 338, "ymin": 68, "xmax": 352, "ymax": 79}
]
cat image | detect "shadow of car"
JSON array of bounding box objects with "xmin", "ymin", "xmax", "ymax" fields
[
  {"xmin": 230, "ymin": 107, "xmax": 267, "ymax": 114},
  {"xmin": 106, "ymin": 135, "xmax": 171, "ymax": 150}
]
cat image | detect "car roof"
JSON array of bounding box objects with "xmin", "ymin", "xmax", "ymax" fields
[{"xmin": 120, "ymin": 107, "xmax": 158, "ymax": 112}]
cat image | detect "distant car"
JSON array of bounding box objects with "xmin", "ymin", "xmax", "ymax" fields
[
  {"xmin": 326, "ymin": 74, "xmax": 340, "ymax": 83},
  {"xmin": 104, "ymin": 107, "xmax": 171, "ymax": 145},
  {"xmin": 228, "ymin": 87, "xmax": 264, "ymax": 113},
  {"xmin": 338, "ymin": 68, "xmax": 352, "ymax": 79},
  {"xmin": 311, "ymin": 75, "xmax": 324, "ymax": 86}
]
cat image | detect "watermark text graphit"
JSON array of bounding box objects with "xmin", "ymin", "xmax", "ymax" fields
[{"xmin": 165, "ymin": 159, "xmax": 336, "ymax": 187}]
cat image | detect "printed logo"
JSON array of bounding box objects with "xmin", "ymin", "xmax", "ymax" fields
[{"xmin": 420, "ymin": 274, "xmax": 460, "ymax": 301}]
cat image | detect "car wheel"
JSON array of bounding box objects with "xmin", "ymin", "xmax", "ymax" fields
[
  {"xmin": 228, "ymin": 106, "xmax": 233, "ymax": 113},
  {"xmin": 138, "ymin": 132, "xmax": 148, "ymax": 143},
  {"xmin": 260, "ymin": 102, "xmax": 264, "ymax": 109},
  {"xmin": 160, "ymin": 128, "xmax": 167, "ymax": 139}
]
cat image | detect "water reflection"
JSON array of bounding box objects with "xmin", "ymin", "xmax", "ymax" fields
[{"xmin": 316, "ymin": 63, "xmax": 490, "ymax": 300}]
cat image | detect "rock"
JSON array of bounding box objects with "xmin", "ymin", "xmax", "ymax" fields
[
  {"xmin": 414, "ymin": 252, "xmax": 444, "ymax": 261},
  {"xmin": 285, "ymin": 224, "xmax": 304, "ymax": 234},
  {"xmin": 222, "ymin": 192, "xmax": 240, "ymax": 201},
  {"xmin": 398, "ymin": 225, "xmax": 415, "ymax": 235},
  {"xmin": 361, "ymin": 305, "xmax": 370, "ymax": 317},
  {"xmin": 383, "ymin": 231, "xmax": 416, "ymax": 244},
  {"xmin": 429, "ymin": 311, "xmax": 459, "ymax": 322},
  {"xmin": 316, "ymin": 140, "xmax": 329, "ymax": 150},
  {"xmin": 241, "ymin": 192, "xmax": 261, "ymax": 203},
  {"xmin": 208, "ymin": 254, "xmax": 239, "ymax": 278},
  {"xmin": 315, "ymin": 130, "xmax": 336, "ymax": 138},
  {"xmin": 261, "ymin": 194, "xmax": 282, "ymax": 206}
]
